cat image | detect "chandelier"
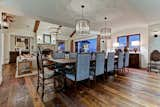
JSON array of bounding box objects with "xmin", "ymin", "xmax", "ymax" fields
[
  {"xmin": 100, "ymin": 17, "xmax": 111, "ymax": 38},
  {"xmin": 76, "ymin": 5, "xmax": 90, "ymax": 36}
]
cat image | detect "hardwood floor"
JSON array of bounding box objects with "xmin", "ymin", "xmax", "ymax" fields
[{"xmin": 1, "ymin": 64, "xmax": 160, "ymax": 107}]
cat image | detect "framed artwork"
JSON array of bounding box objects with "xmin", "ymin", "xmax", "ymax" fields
[
  {"xmin": 15, "ymin": 36, "xmax": 30, "ymax": 50},
  {"xmin": 43, "ymin": 34, "xmax": 51, "ymax": 44}
]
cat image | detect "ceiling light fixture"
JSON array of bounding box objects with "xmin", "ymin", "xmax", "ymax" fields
[
  {"xmin": 76, "ymin": 5, "xmax": 90, "ymax": 36},
  {"xmin": 100, "ymin": 17, "xmax": 111, "ymax": 38}
]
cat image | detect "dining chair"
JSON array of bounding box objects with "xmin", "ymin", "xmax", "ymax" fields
[
  {"xmin": 65, "ymin": 53, "xmax": 91, "ymax": 90},
  {"xmin": 53, "ymin": 52, "xmax": 65, "ymax": 59},
  {"xmin": 124, "ymin": 52, "xmax": 129, "ymax": 72},
  {"xmin": 115, "ymin": 52, "xmax": 124, "ymax": 74},
  {"xmin": 90, "ymin": 52, "xmax": 105, "ymax": 84},
  {"xmin": 37, "ymin": 47, "xmax": 61, "ymax": 101},
  {"xmin": 65, "ymin": 53, "xmax": 77, "ymax": 72},
  {"xmin": 69, "ymin": 53, "xmax": 77, "ymax": 59},
  {"xmin": 52, "ymin": 52, "xmax": 65, "ymax": 71},
  {"xmin": 106, "ymin": 52, "xmax": 115, "ymax": 74}
]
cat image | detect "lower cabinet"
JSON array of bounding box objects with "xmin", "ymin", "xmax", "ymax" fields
[{"xmin": 129, "ymin": 53, "xmax": 140, "ymax": 68}]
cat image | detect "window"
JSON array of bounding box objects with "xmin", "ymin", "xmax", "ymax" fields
[
  {"xmin": 118, "ymin": 34, "xmax": 140, "ymax": 52},
  {"xmin": 129, "ymin": 34, "xmax": 140, "ymax": 51},
  {"xmin": 118, "ymin": 36, "xmax": 127, "ymax": 50},
  {"xmin": 57, "ymin": 41, "xmax": 65, "ymax": 51},
  {"xmin": 43, "ymin": 34, "xmax": 51, "ymax": 44},
  {"xmin": 75, "ymin": 39, "xmax": 97, "ymax": 53}
]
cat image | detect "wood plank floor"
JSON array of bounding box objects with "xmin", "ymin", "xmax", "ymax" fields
[{"xmin": 1, "ymin": 64, "xmax": 160, "ymax": 107}]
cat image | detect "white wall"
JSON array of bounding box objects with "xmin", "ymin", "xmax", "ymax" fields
[
  {"xmin": 3, "ymin": 30, "xmax": 10, "ymax": 64},
  {"xmin": 0, "ymin": 31, "xmax": 4, "ymax": 85},
  {"xmin": 149, "ymin": 33, "xmax": 160, "ymax": 54},
  {"xmin": 148, "ymin": 24, "xmax": 160, "ymax": 55},
  {"xmin": 112, "ymin": 26, "xmax": 149, "ymax": 68},
  {"xmin": 100, "ymin": 38, "xmax": 113, "ymax": 52},
  {"xmin": 9, "ymin": 28, "xmax": 35, "ymax": 51},
  {"xmin": 65, "ymin": 39, "xmax": 70, "ymax": 51},
  {"xmin": 73, "ymin": 35, "xmax": 97, "ymax": 42}
]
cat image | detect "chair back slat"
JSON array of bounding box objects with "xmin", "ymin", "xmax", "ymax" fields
[
  {"xmin": 107, "ymin": 52, "xmax": 115, "ymax": 72},
  {"xmin": 118, "ymin": 52, "xmax": 124, "ymax": 69},
  {"xmin": 69, "ymin": 53, "xmax": 77, "ymax": 59},
  {"xmin": 37, "ymin": 47, "xmax": 44, "ymax": 72},
  {"xmin": 124, "ymin": 52, "xmax": 129, "ymax": 67},
  {"xmin": 53, "ymin": 52, "xmax": 65, "ymax": 59},
  {"xmin": 95, "ymin": 52, "xmax": 105, "ymax": 76},
  {"xmin": 76, "ymin": 53, "xmax": 90, "ymax": 81}
]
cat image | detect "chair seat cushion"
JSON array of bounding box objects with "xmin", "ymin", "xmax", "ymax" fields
[
  {"xmin": 89, "ymin": 71, "xmax": 94, "ymax": 80},
  {"xmin": 114, "ymin": 64, "xmax": 118, "ymax": 69},
  {"xmin": 90, "ymin": 70, "xmax": 95, "ymax": 76},
  {"xmin": 65, "ymin": 65, "xmax": 74, "ymax": 69},
  {"xmin": 39, "ymin": 68, "xmax": 56, "ymax": 79},
  {"xmin": 66, "ymin": 73, "xmax": 75, "ymax": 81},
  {"xmin": 90, "ymin": 66, "xmax": 95, "ymax": 71}
]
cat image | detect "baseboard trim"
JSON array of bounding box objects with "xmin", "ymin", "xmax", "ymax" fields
[
  {"xmin": 140, "ymin": 67, "xmax": 148, "ymax": 71},
  {"xmin": 0, "ymin": 64, "xmax": 3, "ymax": 86},
  {"xmin": 4, "ymin": 59, "xmax": 9, "ymax": 64}
]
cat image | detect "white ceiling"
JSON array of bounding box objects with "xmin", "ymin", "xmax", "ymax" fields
[
  {"xmin": 1, "ymin": 0, "xmax": 160, "ymax": 32},
  {"xmin": 9, "ymin": 15, "xmax": 73, "ymax": 37},
  {"xmin": 38, "ymin": 21, "xmax": 73, "ymax": 37},
  {"xmin": 9, "ymin": 16, "xmax": 35, "ymax": 30}
]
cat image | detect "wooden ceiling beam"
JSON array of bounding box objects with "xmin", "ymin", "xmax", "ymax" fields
[
  {"xmin": 33, "ymin": 20, "xmax": 40, "ymax": 33},
  {"xmin": 70, "ymin": 30, "xmax": 76, "ymax": 37},
  {"xmin": 97, "ymin": 35, "xmax": 101, "ymax": 52}
]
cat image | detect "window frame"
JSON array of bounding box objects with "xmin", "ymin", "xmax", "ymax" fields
[
  {"xmin": 75, "ymin": 38, "xmax": 97, "ymax": 53},
  {"xmin": 117, "ymin": 34, "xmax": 141, "ymax": 52},
  {"xmin": 43, "ymin": 34, "xmax": 51, "ymax": 44}
]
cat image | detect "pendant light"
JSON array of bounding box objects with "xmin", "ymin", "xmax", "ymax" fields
[
  {"xmin": 76, "ymin": 5, "xmax": 90, "ymax": 36},
  {"xmin": 100, "ymin": 17, "xmax": 111, "ymax": 38}
]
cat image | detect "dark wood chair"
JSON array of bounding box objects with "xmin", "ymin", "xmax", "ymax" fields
[
  {"xmin": 148, "ymin": 50, "xmax": 160, "ymax": 72},
  {"xmin": 42, "ymin": 48, "xmax": 53, "ymax": 57},
  {"xmin": 36, "ymin": 47, "xmax": 62, "ymax": 101}
]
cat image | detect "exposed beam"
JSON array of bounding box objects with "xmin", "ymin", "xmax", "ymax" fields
[
  {"xmin": 70, "ymin": 30, "xmax": 76, "ymax": 52},
  {"xmin": 70, "ymin": 40, "xmax": 74, "ymax": 52},
  {"xmin": 33, "ymin": 20, "xmax": 40, "ymax": 33},
  {"xmin": 70, "ymin": 30, "xmax": 76, "ymax": 37},
  {"xmin": 97, "ymin": 35, "xmax": 101, "ymax": 52}
]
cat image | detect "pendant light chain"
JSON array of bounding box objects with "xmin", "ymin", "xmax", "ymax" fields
[
  {"xmin": 100, "ymin": 16, "xmax": 111, "ymax": 38},
  {"xmin": 81, "ymin": 5, "xmax": 84, "ymax": 18},
  {"xmin": 104, "ymin": 17, "xmax": 107, "ymax": 36}
]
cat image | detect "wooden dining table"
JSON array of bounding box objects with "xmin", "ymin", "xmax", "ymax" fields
[
  {"xmin": 47, "ymin": 55, "xmax": 118, "ymax": 64},
  {"xmin": 48, "ymin": 58, "xmax": 76, "ymax": 64}
]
